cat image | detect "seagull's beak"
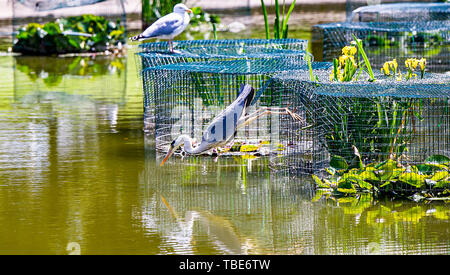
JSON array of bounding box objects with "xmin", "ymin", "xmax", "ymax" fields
[
  {"xmin": 186, "ymin": 9, "xmax": 192, "ymax": 13},
  {"xmin": 160, "ymin": 148, "xmax": 175, "ymax": 167}
]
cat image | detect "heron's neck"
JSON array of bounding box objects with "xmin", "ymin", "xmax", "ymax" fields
[{"xmin": 179, "ymin": 135, "xmax": 207, "ymax": 154}]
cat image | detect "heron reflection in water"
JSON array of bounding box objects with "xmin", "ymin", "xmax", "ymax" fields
[{"xmin": 160, "ymin": 84, "xmax": 303, "ymax": 166}]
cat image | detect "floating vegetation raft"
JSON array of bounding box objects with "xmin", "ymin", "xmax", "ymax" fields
[{"xmin": 13, "ymin": 14, "xmax": 126, "ymax": 55}]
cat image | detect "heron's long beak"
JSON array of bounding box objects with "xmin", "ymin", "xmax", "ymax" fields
[
  {"xmin": 186, "ymin": 9, "xmax": 193, "ymax": 13},
  {"xmin": 160, "ymin": 149, "xmax": 174, "ymax": 167}
]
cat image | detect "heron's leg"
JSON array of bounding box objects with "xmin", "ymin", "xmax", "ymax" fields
[
  {"xmin": 169, "ymin": 40, "xmax": 174, "ymax": 53},
  {"xmin": 237, "ymin": 107, "xmax": 303, "ymax": 130},
  {"xmin": 240, "ymin": 107, "xmax": 290, "ymax": 121}
]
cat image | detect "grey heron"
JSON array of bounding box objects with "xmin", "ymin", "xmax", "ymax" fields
[
  {"xmin": 160, "ymin": 84, "xmax": 303, "ymax": 166},
  {"xmin": 130, "ymin": 3, "xmax": 192, "ymax": 53}
]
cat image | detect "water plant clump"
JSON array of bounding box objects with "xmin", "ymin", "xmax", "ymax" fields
[
  {"xmin": 312, "ymin": 150, "xmax": 450, "ymax": 201},
  {"xmin": 305, "ymin": 34, "xmax": 449, "ymax": 200},
  {"xmin": 13, "ymin": 14, "xmax": 126, "ymax": 55}
]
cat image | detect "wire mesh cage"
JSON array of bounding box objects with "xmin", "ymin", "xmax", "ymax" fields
[
  {"xmin": 12, "ymin": 0, "xmax": 127, "ymax": 54},
  {"xmin": 136, "ymin": 39, "xmax": 309, "ymax": 83},
  {"xmin": 269, "ymin": 68, "xmax": 450, "ymax": 191},
  {"xmin": 141, "ymin": 58, "xmax": 323, "ymax": 158},
  {"xmin": 138, "ymin": 38, "xmax": 308, "ymax": 54},
  {"xmin": 312, "ymin": 20, "xmax": 450, "ymax": 72},
  {"xmin": 345, "ymin": 0, "xmax": 446, "ymax": 20},
  {"xmin": 137, "ymin": 39, "xmax": 310, "ymax": 135}
]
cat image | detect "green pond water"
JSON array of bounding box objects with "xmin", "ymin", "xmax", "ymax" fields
[{"xmin": 0, "ymin": 9, "xmax": 449, "ymax": 255}]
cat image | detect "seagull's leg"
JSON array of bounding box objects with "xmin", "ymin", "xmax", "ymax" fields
[{"xmin": 236, "ymin": 107, "xmax": 303, "ymax": 130}]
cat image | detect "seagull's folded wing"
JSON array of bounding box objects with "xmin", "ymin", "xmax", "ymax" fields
[{"xmin": 141, "ymin": 13, "xmax": 184, "ymax": 38}]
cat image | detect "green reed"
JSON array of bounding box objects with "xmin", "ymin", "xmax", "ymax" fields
[{"xmin": 261, "ymin": 0, "xmax": 296, "ymax": 39}]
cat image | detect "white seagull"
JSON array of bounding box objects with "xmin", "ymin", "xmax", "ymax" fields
[{"xmin": 130, "ymin": 3, "xmax": 192, "ymax": 52}]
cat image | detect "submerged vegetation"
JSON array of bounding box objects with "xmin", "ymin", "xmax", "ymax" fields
[{"xmin": 13, "ymin": 15, "xmax": 126, "ymax": 55}]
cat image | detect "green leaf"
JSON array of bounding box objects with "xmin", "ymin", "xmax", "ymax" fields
[
  {"xmin": 374, "ymin": 159, "xmax": 397, "ymax": 181},
  {"xmin": 330, "ymin": 155, "xmax": 348, "ymax": 171},
  {"xmin": 434, "ymin": 180, "xmax": 450, "ymax": 189},
  {"xmin": 312, "ymin": 175, "xmax": 330, "ymax": 188},
  {"xmin": 349, "ymin": 155, "xmax": 364, "ymax": 170},
  {"xmin": 416, "ymin": 164, "xmax": 433, "ymax": 174},
  {"xmin": 430, "ymin": 171, "xmax": 449, "ymax": 182},
  {"xmin": 359, "ymin": 170, "xmax": 379, "ymax": 181},
  {"xmin": 210, "ymin": 15, "xmax": 221, "ymax": 24},
  {"xmin": 399, "ymin": 172, "xmax": 426, "ymax": 188},
  {"xmin": 425, "ymin": 155, "xmax": 450, "ymax": 165},
  {"xmin": 325, "ymin": 167, "xmax": 336, "ymax": 176},
  {"xmin": 341, "ymin": 174, "xmax": 372, "ymax": 190},
  {"xmin": 337, "ymin": 188, "xmax": 357, "ymax": 194},
  {"xmin": 260, "ymin": 0, "xmax": 270, "ymax": 39},
  {"xmin": 337, "ymin": 177, "xmax": 356, "ymax": 189},
  {"xmin": 281, "ymin": 0, "xmax": 296, "ymax": 37}
]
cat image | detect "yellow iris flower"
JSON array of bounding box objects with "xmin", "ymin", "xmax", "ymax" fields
[
  {"xmin": 381, "ymin": 59, "xmax": 398, "ymax": 77},
  {"xmin": 342, "ymin": 46, "xmax": 357, "ymax": 56}
]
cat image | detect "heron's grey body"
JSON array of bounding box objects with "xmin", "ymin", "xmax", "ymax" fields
[
  {"xmin": 130, "ymin": 4, "xmax": 191, "ymax": 44},
  {"xmin": 174, "ymin": 84, "xmax": 254, "ymax": 154},
  {"xmin": 160, "ymin": 84, "xmax": 302, "ymax": 166},
  {"xmin": 198, "ymin": 84, "xmax": 255, "ymax": 151}
]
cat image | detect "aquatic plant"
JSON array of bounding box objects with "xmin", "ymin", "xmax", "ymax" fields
[
  {"xmin": 312, "ymin": 151, "xmax": 450, "ymax": 200},
  {"xmin": 405, "ymin": 58, "xmax": 427, "ymax": 80},
  {"xmin": 381, "ymin": 58, "xmax": 426, "ymax": 81},
  {"xmin": 381, "ymin": 59, "xmax": 398, "ymax": 77},
  {"xmin": 13, "ymin": 14, "xmax": 126, "ymax": 55},
  {"xmin": 260, "ymin": 0, "xmax": 296, "ymax": 39},
  {"xmin": 330, "ymin": 45, "xmax": 357, "ymax": 82},
  {"xmin": 329, "ymin": 35, "xmax": 375, "ymax": 82},
  {"xmin": 189, "ymin": 7, "xmax": 221, "ymax": 39},
  {"xmin": 321, "ymin": 40, "xmax": 432, "ymax": 166}
]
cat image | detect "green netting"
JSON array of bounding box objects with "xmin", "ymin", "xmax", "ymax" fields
[
  {"xmin": 141, "ymin": 59, "xmax": 327, "ymax": 154},
  {"xmin": 312, "ymin": 20, "xmax": 450, "ymax": 72},
  {"xmin": 269, "ymin": 68, "xmax": 450, "ymax": 187}
]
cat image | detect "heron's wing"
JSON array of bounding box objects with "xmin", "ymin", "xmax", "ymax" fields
[
  {"xmin": 141, "ymin": 13, "xmax": 184, "ymax": 38},
  {"xmin": 201, "ymin": 85, "xmax": 255, "ymax": 144}
]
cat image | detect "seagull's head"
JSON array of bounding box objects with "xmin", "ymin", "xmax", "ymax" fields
[{"xmin": 173, "ymin": 3, "xmax": 192, "ymax": 14}]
